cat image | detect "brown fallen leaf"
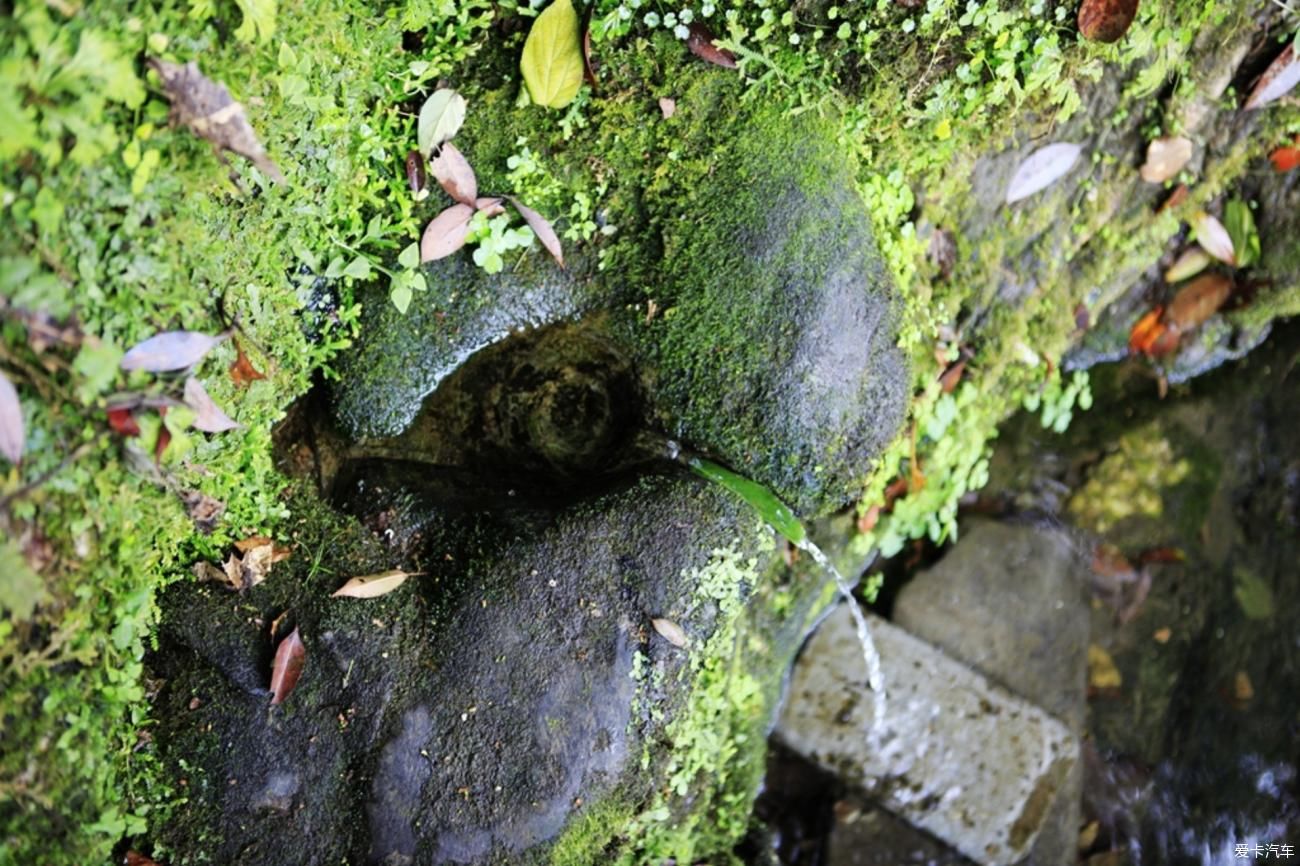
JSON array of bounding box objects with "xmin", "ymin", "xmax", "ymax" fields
[
  {"xmin": 1233, "ymin": 670, "xmax": 1254, "ymax": 702},
  {"xmin": 269, "ymin": 626, "xmax": 306, "ymax": 705},
  {"xmin": 184, "ymin": 377, "xmax": 241, "ymax": 433},
  {"xmin": 331, "ymin": 569, "xmax": 422, "ymax": 599},
  {"xmin": 1164, "ymin": 273, "xmax": 1232, "ymax": 332},
  {"xmin": 856, "ymin": 503, "xmax": 882, "ymax": 533},
  {"xmin": 125, "ymin": 851, "xmax": 164, "ymax": 866},
  {"xmin": 1244, "ymin": 44, "xmax": 1300, "ymax": 110},
  {"xmin": 686, "ymin": 22, "xmax": 737, "ymax": 69},
  {"xmin": 658, "ymin": 97, "xmax": 676, "ymax": 119},
  {"xmin": 581, "ymin": 14, "xmax": 598, "ymax": 90},
  {"xmin": 938, "ymin": 358, "xmax": 966, "ymax": 394},
  {"xmin": 121, "ymin": 330, "xmax": 225, "ymax": 373},
  {"xmin": 651, "ymin": 617, "xmax": 688, "ymax": 647},
  {"xmin": 1191, "ymin": 211, "xmax": 1236, "ymax": 266},
  {"xmin": 475, "ymin": 196, "xmax": 505, "ymax": 218},
  {"xmin": 147, "ymin": 58, "xmax": 285, "ymax": 183},
  {"xmin": 430, "ymin": 142, "xmax": 478, "ymax": 206},
  {"xmin": 234, "ymin": 535, "xmax": 293, "ymax": 562},
  {"xmin": 179, "ymin": 489, "xmax": 225, "ymax": 534},
  {"xmin": 1139, "ymin": 136, "xmax": 1192, "ymax": 184},
  {"xmin": 1077, "ymin": 0, "xmax": 1139, "ymax": 43},
  {"xmin": 507, "ymin": 196, "xmax": 564, "ymax": 268},
  {"xmin": 420, "ymin": 203, "xmax": 475, "ymax": 262},
  {"xmin": 927, "ymin": 228, "xmax": 957, "ymax": 281},
  {"xmin": 229, "ymin": 339, "xmax": 266, "ymax": 387},
  {"xmin": 0, "ymin": 370, "xmax": 24, "ymax": 464}
]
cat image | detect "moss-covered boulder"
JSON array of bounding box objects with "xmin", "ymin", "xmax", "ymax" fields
[
  {"xmin": 331, "ymin": 78, "xmax": 907, "ymax": 516},
  {"xmin": 151, "ymin": 471, "xmax": 831, "ymax": 865}
]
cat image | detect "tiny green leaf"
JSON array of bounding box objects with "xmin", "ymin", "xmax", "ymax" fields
[
  {"xmin": 343, "ymin": 256, "xmax": 372, "ymax": 279},
  {"xmin": 1222, "ymin": 199, "xmax": 1260, "ymax": 269},
  {"xmin": 417, "ymin": 89, "xmax": 467, "ymax": 158},
  {"xmin": 398, "ymin": 242, "xmax": 420, "ymax": 270},
  {"xmin": 521, "ymin": 0, "xmax": 585, "ymax": 110},
  {"xmin": 391, "ymin": 283, "xmax": 413, "ymax": 314}
]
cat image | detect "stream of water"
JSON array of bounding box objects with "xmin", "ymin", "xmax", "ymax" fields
[{"xmin": 671, "ymin": 443, "xmax": 887, "ymax": 740}]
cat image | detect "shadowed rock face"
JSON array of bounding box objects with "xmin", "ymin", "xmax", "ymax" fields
[{"xmin": 153, "ymin": 474, "xmax": 773, "ymax": 866}]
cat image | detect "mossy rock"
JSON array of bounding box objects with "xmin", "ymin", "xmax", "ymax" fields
[
  {"xmin": 331, "ymin": 72, "xmax": 907, "ymax": 517},
  {"xmin": 151, "ymin": 471, "xmax": 834, "ymax": 865}
]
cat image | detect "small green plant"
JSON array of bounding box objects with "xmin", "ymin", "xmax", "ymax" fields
[{"xmin": 467, "ymin": 211, "xmax": 536, "ymax": 273}]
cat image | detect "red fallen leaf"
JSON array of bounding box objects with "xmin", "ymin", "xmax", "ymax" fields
[
  {"xmin": 686, "ymin": 22, "xmax": 737, "ymax": 69},
  {"xmin": 121, "ymin": 330, "xmax": 225, "ymax": 372},
  {"xmin": 938, "ymin": 357, "xmax": 966, "ymax": 393},
  {"xmin": 155, "ymin": 408, "xmax": 172, "ymax": 464},
  {"xmin": 107, "ymin": 406, "xmax": 141, "ymax": 437},
  {"xmin": 506, "ymin": 196, "xmax": 564, "ymax": 268},
  {"xmin": 1270, "ymin": 142, "xmax": 1300, "ymax": 173},
  {"xmin": 430, "ymin": 142, "xmax": 477, "ymax": 206},
  {"xmin": 1244, "ymin": 44, "xmax": 1300, "ymax": 110},
  {"xmin": 420, "ymin": 203, "xmax": 475, "ymax": 262},
  {"xmin": 1134, "ymin": 546, "xmax": 1185, "ymax": 565},
  {"xmin": 269, "ymin": 626, "xmax": 306, "ymax": 705},
  {"xmin": 1164, "ymin": 272, "xmax": 1232, "ymax": 332},
  {"xmin": 1128, "ymin": 306, "xmax": 1168, "ymax": 356},
  {"xmin": 125, "ymin": 851, "xmax": 164, "ymax": 866},
  {"xmin": 1077, "ymin": 0, "xmax": 1139, "ymax": 43},
  {"xmin": 229, "ymin": 339, "xmax": 266, "ymax": 387},
  {"xmin": 1155, "ymin": 183, "xmax": 1189, "ymax": 214},
  {"xmin": 405, "ymin": 149, "xmax": 427, "ymax": 195},
  {"xmin": 0, "ymin": 370, "xmax": 25, "ymax": 464}
]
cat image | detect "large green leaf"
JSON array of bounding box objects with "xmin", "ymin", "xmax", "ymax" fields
[{"xmin": 521, "ymin": 0, "xmax": 584, "ymax": 109}]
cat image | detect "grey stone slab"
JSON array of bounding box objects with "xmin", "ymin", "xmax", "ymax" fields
[
  {"xmin": 894, "ymin": 520, "xmax": 1091, "ymax": 865},
  {"xmin": 777, "ymin": 605, "xmax": 1079, "ymax": 866}
]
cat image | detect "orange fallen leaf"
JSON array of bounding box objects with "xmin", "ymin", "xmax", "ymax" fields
[
  {"xmin": 1270, "ymin": 142, "xmax": 1300, "ymax": 173},
  {"xmin": 1128, "ymin": 307, "xmax": 1169, "ymax": 357},
  {"xmin": 1152, "ymin": 627, "xmax": 1172, "ymax": 644},
  {"xmin": 269, "ymin": 627, "xmax": 306, "ymax": 705},
  {"xmin": 229, "ymin": 339, "xmax": 266, "ymax": 387}
]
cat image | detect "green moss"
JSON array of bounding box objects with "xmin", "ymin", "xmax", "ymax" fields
[
  {"xmin": 1068, "ymin": 423, "xmax": 1193, "ymax": 534},
  {"xmin": 548, "ymin": 798, "xmax": 637, "ymax": 866}
]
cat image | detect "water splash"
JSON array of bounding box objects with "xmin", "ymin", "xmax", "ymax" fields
[{"xmin": 679, "ymin": 448, "xmax": 887, "ymax": 739}]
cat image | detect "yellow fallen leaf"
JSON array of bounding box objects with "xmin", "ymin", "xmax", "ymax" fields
[
  {"xmin": 521, "ymin": 0, "xmax": 584, "ymax": 109},
  {"xmin": 651, "ymin": 617, "xmax": 688, "ymax": 648},
  {"xmin": 1088, "ymin": 644, "xmax": 1122, "ymax": 690},
  {"xmin": 331, "ymin": 569, "xmax": 422, "ymax": 599}
]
